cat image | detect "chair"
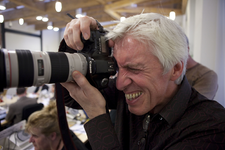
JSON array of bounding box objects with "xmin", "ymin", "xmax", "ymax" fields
[{"xmin": 22, "ymin": 103, "xmax": 44, "ymax": 121}]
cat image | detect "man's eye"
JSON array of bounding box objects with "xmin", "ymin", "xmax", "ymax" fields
[{"xmin": 128, "ymin": 68, "xmax": 140, "ymax": 72}]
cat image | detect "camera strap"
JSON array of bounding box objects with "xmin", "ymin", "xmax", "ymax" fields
[
  {"xmin": 95, "ymin": 19, "xmax": 104, "ymax": 32},
  {"xmin": 56, "ymin": 38, "xmax": 79, "ymax": 149},
  {"xmin": 55, "ymin": 39, "xmax": 96, "ymax": 150},
  {"xmin": 55, "ymin": 82, "xmax": 78, "ymax": 150}
]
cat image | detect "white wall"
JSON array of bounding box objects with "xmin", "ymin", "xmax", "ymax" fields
[
  {"xmin": 5, "ymin": 33, "xmax": 41, "ymax": 51},
  {"xmin": 42, "ymin": 29, "xmax": 62, "ymax": 52},
  {"xmin": 5, "ymin": 21, "xmax": 40, "ymax": 34},
  {"xmin": 185, "ymin": 0, "xmax": 225, "ymax": 106},
  {"xmin": 5, "ymin": 22, "xmax": 41, "ymax": 51},
  {"xmin": 215, "ymin": 0, "xmax": 225, "ymax": 106},
  {"xmin": 4, "ymin": 21, "xmax": 62, "ymax": 52}
]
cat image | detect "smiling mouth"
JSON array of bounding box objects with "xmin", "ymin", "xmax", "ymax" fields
[{"xmin": 125, "ymin": 92, "xmax": 142, "ymax": 101}]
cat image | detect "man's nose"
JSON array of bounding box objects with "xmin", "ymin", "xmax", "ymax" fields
[{"xmin": 116, "ymin": 69, "xmax": 132, "ymax": 91}]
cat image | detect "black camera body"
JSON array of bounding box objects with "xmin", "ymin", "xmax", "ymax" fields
[{"xmin": 59, "ymin": 30, "xmax": 116, "ymax": 89}]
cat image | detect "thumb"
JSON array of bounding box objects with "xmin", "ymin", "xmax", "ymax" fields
[{"xmin": 72, "ymin": 71, "xmax": 91, "ymax": 91}]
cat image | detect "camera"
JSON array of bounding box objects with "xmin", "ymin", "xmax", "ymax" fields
[{"xmin": 0, "ymin": 30, "xmax": 117, "ymax": 92}]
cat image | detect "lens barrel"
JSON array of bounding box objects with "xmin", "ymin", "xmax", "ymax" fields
[
  {"xmin": 0, "ymin": 49, "xmax": 87, "ymax": 92},
  {"xmin": 48, "ymin": 52, "xmax": 69, "ymax": 83},
  {"xmin": 16, "ymin": 50, "xmax": 34, "ymax": 87}
]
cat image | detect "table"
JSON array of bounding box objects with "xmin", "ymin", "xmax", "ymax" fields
[{"xmin": 67, "ymin": 114, "xmax": 88, "ymax": 143}]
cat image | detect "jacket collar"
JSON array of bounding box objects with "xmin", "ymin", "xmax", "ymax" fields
[{"xmin": 159, "ymin": 76, "xmax": 192, "ymax": 127}]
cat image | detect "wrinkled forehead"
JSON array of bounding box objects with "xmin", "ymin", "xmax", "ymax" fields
[{"xmin": 113, "ymin": 36, "xmax": 152, "ymax": 59}]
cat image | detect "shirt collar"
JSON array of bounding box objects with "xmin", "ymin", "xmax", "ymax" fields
[{"xmin": 159, "ymin": 76, "xmax": 192, "ymax": 127}]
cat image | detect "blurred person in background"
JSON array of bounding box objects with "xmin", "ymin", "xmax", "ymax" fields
[
  {"xmin": 185, "ymin": 36, "xmax": 218, "ymax": 99},
  {"xmin": 1, "ymin": 87, "xmax": 37, "ymax": 127},
  {"xmin": 25, "ymin": 101, "xmax": 88, "ymax": 150}
]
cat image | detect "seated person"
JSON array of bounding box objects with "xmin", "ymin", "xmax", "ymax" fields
[
  {"xmin": 185, "ymin": 36, "xmax": 218, "ymax": 99},
  {"xmin": 25, "ymin": 101, "xmax": 88, "ymax": 150},
  {"xmin": 1, "ymin": 87, "xmax": 37, "ymax": 127}
]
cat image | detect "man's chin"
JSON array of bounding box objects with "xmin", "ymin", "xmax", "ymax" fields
[{"xmin": 128, "ymin": 106, "xmax": 146, "ymax": 116}]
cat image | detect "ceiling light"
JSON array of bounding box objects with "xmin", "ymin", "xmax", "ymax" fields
[
  {"xmin": 55, "ymin": 1, "xmax": 62, "ymax": 12},
  {"xmin": 53, "ymin": 27, "xmax": 59, "ymax": 31},
  {"xmin": 36, "ymin": 16, "xmax": 42, "ymax": 20},
  {"xmin": 131, "ymin": 3, "xmax": 137, "ymax": 7},
  {"xmin": 0, "ymin": 1, "xmax": 6, "ymax": 10},
  {"xmin": 76, "ymin": 14, "xmax": 85, "ymax": 18},
  {"xmin": 47, "ymin": 22, "xmax": 53, "ymax": 30},
  {"xmin": 0, "ymin": 5, "xmax": 5, "ymax": 10},
  {"xmin": 19, "ymin": 18, "xmax": 24, "ymax": 25},
  {"xmin": 0, "ymin": 14, "xmax": 4, "ymax": 23},
  {"xmin": 42, "ymin": 16, "xmax": 48, "ymax": 22},
  {"xmin": 169, "ymin": 11, "xmax": 176, "ymax": 20},
  {"xmin": 16, "ymin": 5, "xmax": 24, "ymax": 9},
  {"xmin": 76, "ymin": 8, "xmax": 86, "ymax": 18},
  {"xmin": 76, "ymin": 8, "xmax": 82, "ymax": 15}
]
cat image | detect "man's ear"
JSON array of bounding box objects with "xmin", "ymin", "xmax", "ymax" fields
[
  {"xmin": 170, "ymin": 61, "xmax": 184, "ymax": 81},
  {"xmin": 50, "ymin": 132, "xmax": 57, "ymax": 141}
]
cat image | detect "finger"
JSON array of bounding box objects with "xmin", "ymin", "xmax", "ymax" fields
[
  {"xmin": 63, "ymin": 19, "xmax": 83, "ymax": 50},
  {"xmin": 80, "ymin": 16, "xmax": 98, "ymax": 40},
  {"xmin": 64, "ymin": 22, "xmax": 74, "ymax": 49},
  {"xmin": 64, "ymin": 20, "xmax": 82, "ymax": 50},
  {"xmin": 61, "ymin": 81, "xmax": 83, "ymax": 101},
  {"xmin": 64, "ymin": 17, "xmax": 98, "ymax": 50},
  {"xmin": 72, "ymin": 71, "xmax": 92, "ymax": 92},
  {"xmin": 68, "ymin": 19, "xmax": 84, "ymax": 50},
  {"xmin": 61, "ymin": 82, "xmax": 78, "ymax": 94}
]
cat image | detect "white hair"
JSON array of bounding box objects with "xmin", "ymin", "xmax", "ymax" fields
[{"xmin": 106, "ymin": 13, "xmax": 188, "ymax": 84}]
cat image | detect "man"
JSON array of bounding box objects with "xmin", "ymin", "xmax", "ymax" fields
[
  {"xmin": 1, "ymin": 87, "xmax": 37, "ymax": 127},
  {"xmin": 185, "ymin": 37, "xmax": 218, "ymax": 99},
  {"xmin": 61, "ymin": 13, "xmax": 225, "ymax": 149}
]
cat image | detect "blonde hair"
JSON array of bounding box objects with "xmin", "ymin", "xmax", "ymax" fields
[{"xmin": 25, "ymin": 101, "xmax": 60, "ymax": 136}]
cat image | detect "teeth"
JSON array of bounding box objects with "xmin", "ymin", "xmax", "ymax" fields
[{"xmin": 125, "ymin": 92, "xmax": 142, "ymax": 101}]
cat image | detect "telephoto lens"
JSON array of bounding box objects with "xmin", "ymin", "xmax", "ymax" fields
[{"xmin": 0, "ymin": 49, "xmax": 87, "ymax": 92}]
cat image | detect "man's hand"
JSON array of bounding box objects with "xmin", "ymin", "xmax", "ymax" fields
[
  {"xmin": 62, "ymin": 16, "xmax": 116, "ymax": 119},
  {"xmin": 61, "ymin": 71, "xmax": 106, "ymax": 119},
  {"xmin": 63, "ymin": 16, "xmax": 98, "ymax": 50}
]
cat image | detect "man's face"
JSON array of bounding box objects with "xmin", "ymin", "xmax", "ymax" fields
[
  {"xmin": 29, "ymin": 127, "xmax": 51, "ymax": 150},
  {"xmin": 113, "ymin": 36, "xmax": 175, "ymax": 115}
]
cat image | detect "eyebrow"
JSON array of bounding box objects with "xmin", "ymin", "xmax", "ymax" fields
[{"xmin": 123, "ymin": 63, "xmax": 144, "ymax": 69}]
